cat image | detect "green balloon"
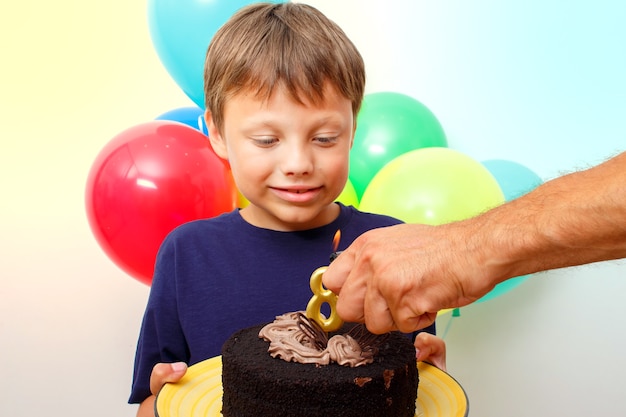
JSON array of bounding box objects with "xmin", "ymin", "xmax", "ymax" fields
[
  {"xmin": 359, "ymin": 148, "xmax": 504, "ymax": 225},
  {"xmin": 349, "ymin": 92, "xmax": 447, "ymax": 198}
]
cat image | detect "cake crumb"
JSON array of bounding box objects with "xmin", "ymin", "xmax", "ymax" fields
[
  {"xmin": 383, "ymin": 370, "xmax": 395, "ymax": 390},
  {"xmin": 354, "ymin": 377, "xmax": 372, "ymax": 387}
]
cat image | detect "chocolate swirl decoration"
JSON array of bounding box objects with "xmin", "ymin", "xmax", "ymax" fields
[
  {"xmin": 346, "ymin": 322, "xmax": 390, "ymax": 358},
  {"xmin": 296, "ymin": 312, "xmax": 328, "ymax": 350},
  {"xmin": 258, "ymin": 311, "xmax": 390, "ymax": 367}
]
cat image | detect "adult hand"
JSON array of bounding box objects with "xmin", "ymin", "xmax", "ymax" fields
[{"xmin": 323, "ymin": 221, "xmax": 498, "ymax": 334}]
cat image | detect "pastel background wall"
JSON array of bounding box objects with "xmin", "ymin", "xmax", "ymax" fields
[{"xmin": 1, "ymin": 1, "xmax": 624, "ymax": 416}]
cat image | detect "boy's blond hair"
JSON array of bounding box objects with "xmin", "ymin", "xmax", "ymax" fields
[{"xmin": 203, "ymin": 2, "xmax": 365, "ymax": 133}]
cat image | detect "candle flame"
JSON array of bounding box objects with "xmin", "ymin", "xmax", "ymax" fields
[{"xmin": 332, "ymin": 230, "xmax": 341, "ymax": 252}]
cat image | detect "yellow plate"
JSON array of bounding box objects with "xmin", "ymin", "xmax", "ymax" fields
[{"xmin": 156, "ymin": 356, "xmax": 469, "ymax": 417}]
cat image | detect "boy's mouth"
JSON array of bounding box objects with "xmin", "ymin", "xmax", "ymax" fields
[
  {"xmin": 271, "ymin": 186, "xmax": 323, "ymax": 202},
  {"xmin": 275, "ymin": 186, "xmax": 321, "ymax": 193}
]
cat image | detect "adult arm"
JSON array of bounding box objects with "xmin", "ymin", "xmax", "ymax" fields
[{"xmin": 324, "ymin": 151, "xmax": 626, "ymax": 333}]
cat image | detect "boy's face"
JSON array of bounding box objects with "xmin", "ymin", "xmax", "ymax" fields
[{"xmin": 207, "ymin": 83, "xmax": 354, "ymax": 231}]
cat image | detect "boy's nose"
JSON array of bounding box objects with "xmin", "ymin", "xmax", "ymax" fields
[{"xmin": 280, "ymin": 144, "xmax": 314, "ymax": 176}]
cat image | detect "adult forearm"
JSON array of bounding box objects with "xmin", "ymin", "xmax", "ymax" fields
[
  {"xmin": 324, "ymin": 151, "xmax": 626, "ymax": 333},
  {"xmin": 477, "ymin": 151, "xmax": 626, "ymax": 284}
]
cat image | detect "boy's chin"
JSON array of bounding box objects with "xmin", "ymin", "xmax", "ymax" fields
[{"xmin": 244, "ymin": 203, "xmax": 339, "ymax": 231}]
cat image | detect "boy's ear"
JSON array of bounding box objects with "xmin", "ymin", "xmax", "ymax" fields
[{"xmin": 205, "ymin": 110, "xmax": 228, "ymax": 159}]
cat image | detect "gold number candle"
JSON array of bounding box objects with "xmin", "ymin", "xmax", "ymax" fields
[{"xmin": 305, "ymin": 266, "xmax": 344, "ymax": 332}]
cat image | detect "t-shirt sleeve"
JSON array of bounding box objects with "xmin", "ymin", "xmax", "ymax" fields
[{"xmin": 128, "ymin": 236, "xmax": 189, "ymax": 404}]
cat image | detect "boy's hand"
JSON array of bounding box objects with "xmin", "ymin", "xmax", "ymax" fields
[
  {"xmin": 414, "ymin": 333, "xmax": 447, "ymax": 372},
  {"xmin": 150, "ymin": 362, "xmax": 188, "ymax": 395},
  {"xmin": 137, "ymin": 362, "xmax": 188, "ymax": 417}
]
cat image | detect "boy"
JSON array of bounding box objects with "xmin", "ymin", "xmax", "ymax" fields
[{"xmin": 130, "ymin": 3, "xmax": 445, "ymax": 416}]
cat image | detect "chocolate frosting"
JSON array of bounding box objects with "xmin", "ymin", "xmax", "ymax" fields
[{"xmin": 258, "ymin": 311, "xmax": 379, "ymax": 367}]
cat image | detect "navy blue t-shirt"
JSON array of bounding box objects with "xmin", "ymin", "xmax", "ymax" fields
[{"xmin": 129, "ymin": 203, "xmax": 436, "ymax": 403}]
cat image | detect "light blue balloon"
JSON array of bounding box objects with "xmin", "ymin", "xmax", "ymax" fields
[
  {"xmin": 148, "ymin": 0, "xmax": 284, "ymax": 108},
  {"xmin": 155, "ymin": 106, "xmax": 206, "ymax": 134},
  {"xmin": 475, "ymin": 275, "xmax": 529, "ymax": 304},
  {"xmin": 472, "ymin": 159, "xmax": 542, "ymax": 304},
  {"xmin": 482, "ymin": 159, "xmax": 543, "ymax": 201}
]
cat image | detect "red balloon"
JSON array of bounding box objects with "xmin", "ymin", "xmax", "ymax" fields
[{"xmin": 85, "ymin": 120, "xmax": 237, "ymax": 285}]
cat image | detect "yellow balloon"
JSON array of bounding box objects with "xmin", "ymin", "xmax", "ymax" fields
[
  {"xmin": 335, "ymin": 179, "xmax": 359, "ymax": 208},
  {"xmin": 360, "ymin": 148, "xmax": 504, "ymax": 224},
  {"xmin": 237, "ymin": 190, "xmax": 249, "ymax": 208}
]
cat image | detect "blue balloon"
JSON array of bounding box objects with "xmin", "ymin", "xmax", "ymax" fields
[
  {"xmin": 482, "ymin": 159, "xmax": 543, "ymax": 201},
  {"xmin": 155, "ymin": 106, "xmax": 207, "ymax": 135},
  {"xmin": 148, "ymin": 0, "xmax": 284, "ymax": 108}
]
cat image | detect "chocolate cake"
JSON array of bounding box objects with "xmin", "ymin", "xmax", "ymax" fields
[{"xmin": 221, "ymin": 313, "xmax": 418, "ymax": 417}]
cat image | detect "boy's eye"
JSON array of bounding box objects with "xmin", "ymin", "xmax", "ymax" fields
[
  {"xmin": 314, "ymin": 136, "xmax": 338, "ymax": 145},
  {"xmin": 253, "ymin": 137, "xmax": 278, "ymax": 147}
]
